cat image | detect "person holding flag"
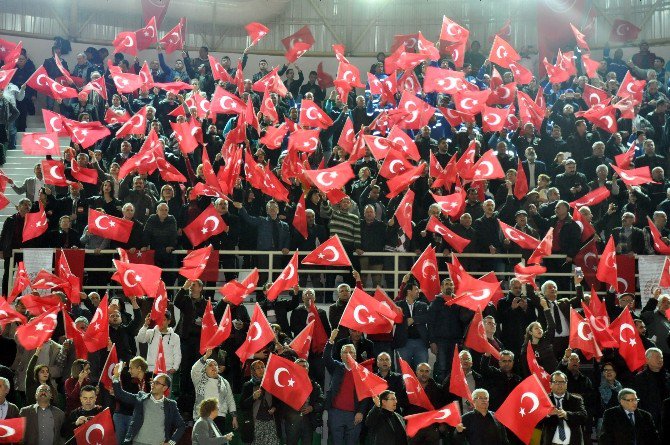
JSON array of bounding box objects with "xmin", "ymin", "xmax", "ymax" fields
[
  {"xmin": 60, "ymin": 384, "xmax": 104, "ymax": 438},
  {"xmin": 239, "ymin": 360, "xmax": 280, "ymax": 445},
  {"xmin": 191, "ymin": 348, "xmax": 238, "ymax": 436},
  {"xmin": 365, "ymin": 390, "xmax": 407, "ymax": 445},
  {"xmin": 454, "ymin": 388, "xmax": 508, "ymax": 444}
]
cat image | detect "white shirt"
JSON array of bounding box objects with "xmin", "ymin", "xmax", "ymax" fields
[
  {"xmin": 0, "ymin": 401, "xmax": 7, "ymax": 419},
  {"xmin": 551, "ymin": 394, "xmax": 571, "ymax": 445},
  {"xmin": 552, "ymin": 301, "xmax": 570, "ymax": 338}
]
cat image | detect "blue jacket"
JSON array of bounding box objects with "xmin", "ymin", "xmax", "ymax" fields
[
  {"xmin": 112, "ymin": 380, "xmax": 185, "ymax": 445},
  {"xmin": 238, "ymin": 207, "xmax": 291, "ymax": 251},
  {"xmin": 393, "ymin": 299, "xmax": 429, "ymax": 348},
  {"xmin": 324, "ymin": 342, "xmax": 371, "ymax": 415}
]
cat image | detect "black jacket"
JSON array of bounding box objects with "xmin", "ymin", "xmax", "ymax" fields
[
  {"xmin": 364, "ymin": 406, "xmax": 408, "ymax": 445},
  {"xmin": 393, "ymin": 299, "xmax": 429, "ymax": 348},
  {"xmin": 257, "ymin": 290, "xmax": 300, "ymax": 335},
  {"xmin": 539, "ymin": 392, "xmax": 587, "ymax": 445},
  {"xmin": 599, "ymin": 406, "xmax": 660, "ymax": 445}
]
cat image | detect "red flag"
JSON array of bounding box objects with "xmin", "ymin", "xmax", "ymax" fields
[
  {"xmin": 208, "ymin": 55, "xmax": 233, "ymax": 84},
  {"xmin": 425, "ymin": 217, "xmax": 470, "ymax": 253},
  {"xmin": 289, "ymin": 321, "xmax": 314, "ymax": 360},
  {"xmin": 569, "ymin": 308, "xmax": 602, "ymax": 360},
  {"xmin": 22, "ymin": 203, "xmax": 48, "ymax": 242},
  {"xmin": 569, "ymin": 23, "xmax": 590, "ymax": 50},
  {"xmin": 141, "ymin": 0, "xmax": 170, "ymax": 27},
  {"xmin": 260, "ymin": 96, "xmax": 279, "ymax": 124},
  {"xmin": 569, "ymin": 186, "xmax": 611, "ymax": 208},
  {"xmin": 617, "ymin": 71, "xmax": 646, "ymax": 102},
  {"xmin": 8, "ymin": 261, "xmax": 30, "ymax": 303},
  {"xmin": 245, "ymin": 22, "xmax": 269, "ymax": 47},
  {"xmin": 514, "ymin": 263, "xmax": 547, "ymax": 289},
  {"xmin": 440, "ymin": 16, "xmax": 469, "ymax": 44},
  {"xmin": 583, "ymin": 83, "xmax": 609, "ymax": 107},
  {"xmin": 304, "ymin": 302, "xmax": 328, "ymax": 353},
  {"xmin": 99, "ymin": 345, "xmax": 118, "ymax": 392},
  {"xmin": 494, "ymin": 375, "xmax": 554, "ymax": 444},
  {"xmin": 609, "ymin": 19, "xmax": 641, "ymax": 42},
  {"xmin": 87, "ymin": 209, "xmax": 133, "ymax": 243},
  {"xmin": 236, "ymin": 303, "xmax": 275, "ymax": 361},
  {"xmin": 83, "ymin": 293, "xmax": 109, "ymax": 353},
  {"xmin": 339, "ymin": 288, "xmax": 394, "ymax": 335},
  {"xmin": 388, "ymin": 126, "xmax": 421, "ymax": 162},
  {"xmin": 470, "ymin": 149, "xmax": 505, "ymax": 181},
  {"xmin": 25, "ymin": 66, "xmax": 77, "ymax": 100},
  {"xmin": 527, "ymin": 228, "xmax": 554, "ymax": 265},
  {"xmin": 514, "ymin": 157, "xmax": 528, "ymax": 200},
  {"xmin": 464, "ymin": 309, "xmax": 502, "ymax": 360},
  {"xmin": 179, "ymin": 245, "xmax": 213, "ymax": 280},
  {"xmin": 81, "ymin": 76, "xmax": 108, "ymax": 101},
  {"xmin": 393, "ymin": 190, "xmax": 415, "ymax": 240},
  {"xmin": 488, "ymin": 35, "xmax": 521, "ymax": 68},
  {"xmin": 150, "ymin": 281, "xmax": 168, "ymax": 326},
  {"xmin": 615, "ymin": 143, "xmax": 637, "ymax": 169},
  {"xmin": 499, "ymin": 220, "xmax": 540, "ymax": 250},
  {"xmin": 210, "ymin": 87, "xmax": 246, "ymax": 115},
  {"xmin": 411, "ymin": 245, "xmax": 441, "ymax": 301},
  {"xmin": 200, "ymin": 300, "xmax": 232, "ymax": 355},
  {"xmin": 104, "ymin": 108, "xmax": 130, "ymax": 125},
  {"xmin": 262, "ymin": 353, "xmax": 313, "ymax": 410},
  {"xmin": 0, "ymin": 69, "xmax": 16, "ymax": 90},
  {"xmin": 301, "ymin": 235, "xmax": 352, "ymax": 267},
  {"xmin": 648, "ymin": 216, "xmax": 670, "ymax": 254},
  {"xmin": 336, "ymin": 61, "xmax": 366, "ymax": 89},
  {"xmin": 0, "ymin": 296, "xmax": 27, "ymax": 327},
  {"xmin": 159, "ymin": 20, "xmax": 185, "ymax": 54},
  {"xmin": 581, "ymin": 297, "xmax": 618, "ymax": 349},
  {"xmin": 526, "ymin": 342, "xmax": 551, "ymax": 392},
  {"xmin": 404, "ymin": 402, "xmax": 461, "ymax": 437},
  {"xmin": 596, "ymin": 236, "xmax": 619, "ymax": 292},
  {"xmin": 453, "ymin": 89, "xmax": 490, "ymax": 115},
  {"xmin": 611, "ymin": 164, "xmax": 656, "ymax": 187},
  {"xmin": 449, "ymin": 345, "xmax": 473, "ymax": 404},
  {"xmin": 183, "ymin": 204, "xmax": 227, "ymax": 247},
  {"xmin": 136, "ymin": 16, "xmax": 158, "ymax": 50},
  {"xmin": 572, "ymin": 207, "xmax": 596, "ymax": 242},
  {"xmin": 616, "ymin": 254, "xmax": 635, "ymax": 294},
  {"xmin": 346, "ymin": 354, "xmax": 388, "ymax": 400},
  {"xmin": 362, "ymin": 135, "xmax": 400, "ymax": 161},
  {"xmin": 21, "ymin": 132, "xmax": 61, "ymax": 156},
  {"xmin": 574, "ymin": 238, "xmax": 600, "ymax": 290},
  {"xmin": 292, "ymin": 195, "xmax": 308, "ymax": 240},
  {"xmin": 20, "ymin": 294, "xmax": 61, "ymax": 316},
  {"xmin": 0, "ymin": 417, "xmax": 26, "ymax": 444},
  {"xmin": 111, "ymin": 260, "xmax": 162, "ymax": 298},
  {"xmin": 398, "ymin": 357, "xmax": 434, "ymax": 411},
  {"xmin": 508, "ymin": 60, "xmax": 534, "ymax": 85},
  {"xmin": 386, "ymin": 163, "xmax": 425, "ymax": 199},
  {"xmin": 113, "ymin": 31, "xmax": 139, "ymax": 57},
  {"xmin": 267, "ymin": 252, "xmax": 299, "ymax": 301},
  {"xmin": 609, "ymin": 307, "xmax": 646, "ymax": 371},
  {"xmin": 281, "ymin": 26, "xmax": 315, "ymax": 52},
  {"xmin": 16, "ymin": 307, "xmax": 59, "ymax": 350},
  {"xmin": 397, "ymin": 91, "xmax": 433, "ymax": 130},
  {"xmin": 481, "ymin": 106, "xmax": 509, "ymax": 132},
  {"xmin": 218, "ymin": 269, "xmax": 259, "ymax": 306},
  {"xmin": 155, "ymin": 337, "xmax": 166, "ymax": 375},
  {"xmin": 448, "ymin": 273, "xmax": 500, "ymax": 311},
  {"xmin": 423, "ymin": 66, "xmax": 465, "ymax": 94},
  {"xmin": 317, "ymin": 62, "xmax": 335, "ymax": 90},
  {"xmin": 373, "ymin": 288, "xmax": 404, "ymax": 324},
  {"xmin": 116, "ymin": 106, "xmax": 148, "ymax": 138},
  {"xmin": 289, "ymin": 128, "xmax": 321, "ymax": 154},
  {"xmin": 170, "ymin": 121, "xmax": 198, "ymax": 154},
  {"xmin": 577, "ymin": 104, "xmax": 617, "ymax": 133},
  {"xmin": 73, "ymin": 408, "xmax": 115, "ymax": 445},
  {"xmin": 70, "ymin": 158, "xmax": 98, "ymax": 185}
]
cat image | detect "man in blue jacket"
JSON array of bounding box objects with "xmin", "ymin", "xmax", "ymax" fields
[{"xmin": 111, "ymin": 363, "xmax": 185, "ymax": 445}]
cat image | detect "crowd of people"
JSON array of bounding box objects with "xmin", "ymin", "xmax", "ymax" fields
[{"xmin": 1, "ymin": 12, "xmax": 670, "ymax": 445}]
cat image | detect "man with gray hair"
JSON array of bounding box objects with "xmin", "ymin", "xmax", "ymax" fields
[
  {"xmin": 19, "ymin": 384, "xmax": 65, "ymax": 445},
  {"xmin": 582, "ymin": 141, "xmax": 612, "ymax": 182},
  {"xmin": 643, "ymin": 211, "xmax": 670, "ymax": 254},
  {"xmin": 454, "ymin": 388, "xmax": 508, "ymax": 443},
  {"xmin": 632, "ymin": 346, "xmax": 670, "ymax": 426},
  {"xmin": 0, "ymin": 376, "xmax": 19, "ymax": 419},
  {"xmin": 600, "ymin": 388, "xmax": 659, "ymax": 445},
  {"xmin": 641, "ymin": 290, "xmax": 670, "ymax": 361},
  {"xmin": 612, "ymin": 211, "xmax": 645, "ymax": 254}
]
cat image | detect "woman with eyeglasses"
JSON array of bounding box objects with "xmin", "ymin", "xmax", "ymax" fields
[{"xmin": 597, "ymin": 362, "xmax": 622, "ymax": 434}]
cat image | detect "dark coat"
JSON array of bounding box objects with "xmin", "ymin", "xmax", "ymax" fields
[
  {"xmin": 393, "ymin": 299, "xmax": 429, "ymax": 348},
  {"xmin": 599, "ymin": 406, "xmax": 660, "ymax": 445},
  {"xmin": 323, "ymin": 342, "xmax": 371, "ymax": 414},
  {"xmin": 539, "ymin": 392, "xmax": 588, "ymax": 445},
  {"xmin": 364, "ymin": 406, "xmax": 408, "ymax": 445}
]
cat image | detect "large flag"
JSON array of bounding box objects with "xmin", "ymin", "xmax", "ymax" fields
[
  {"xmin": 73, "ymin": 408, "xmax": 115, "ymax": 445},
  {"xmin": 261, "ymin": 353, "xmax": 313, "ymax": 411}
]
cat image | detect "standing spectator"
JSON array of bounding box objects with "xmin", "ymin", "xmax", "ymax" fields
[
  {"xmin": 520, "ymin": 297, "xmax": 557, "ymax": 375},
  {"xmin": 497, "ymin": 279, "xmax": 541, "ymax": 353},
  {"xmin": 19, "ymin": 384, "xmax": 65, "ymax": 445},
  {"xmin": 42, "ymin": 46, "xmax": 67, "ymax": 111},
  {"xmin": 640, "ymin": 294, "xmax": 670, "ymax": 362},
  {"xmin": 108, "ymin": 296, "xmax": 143, "ymax": 362},
  {"xmin": 136, "ymin": 312, "xmax": 181, "ymax": 375},
  {"xmin": 191, "ymin": 349, "xmax": 238, "ymax": 434},
  {"xmin": 63, "ymin": 359, "xmax": 92, "ymax": 414},
  {"xmin": 394, "ymin": 280, "xmax": 429, "ymax": 371},
  {"xmin": 359, "ymin": 205, "xmax": 386, "ymax": 287},
  {"xmin": 299, "ymin": 71, "xmax": 326, "ymax": 105},
  {"xmin": 60, "ymin": 385, "xmax": 103, "ymax": 438},
  {"xmin": 554, "ymin": 159, "xmax": 589, "ymax": 202},
  {"xmin": 428, "ymin": 278, "xmax": 466, "ymax": 382},
  {"xmin": 0, "ymin": 198, "xmax": 31, "ymax": 295},
  {"xmin": 143, "ymin": 203, "xmax": 179, "ymax": 285},
  {"xmin": 239, "ymin": 360, "xmax": 280, "ymax": 445},
  {"xmin": 632, "ymin": 41, "xmax": 657, "ymax": 70},
  {"xmin": 599, "ymin": 388, "xmax": 660, "ymax": 445},
  {"xmin": 479, "ymin": 351, "xmax": 521, "ymax": 411},
  {"xmin": 612, "ymin": 212, "xmax": 646, "ymax": 254},
  {"xmin": 328, "ymin": 282, "xmax": 353, "ymax": 341},
  {"xmin": 192, "ymin": 398, "xmax": 234, "ymax": 445},
  {"xmin": 320, "ymin": 196, "xmax": 362, "ymax": 288},
  {"xmin": 374, "ymin": 353, "xmax": 408, "ymax": 413},
  {"xmin": 632, "ymin": 347, "xmax": 670, "ymax": 427},
  {"xmin": 8, "ymin": 164, "xmax": 53, "ymax": 202},
  {"xmin": 538, "ymin": 370, "xmax": 588, "ymax": 445},
  {"xmin": 111, "ymin": 364, "xmax": 186, "ymax": 445},
  {"xmin": 453, "ymin": 388, "xmax": 508, "ymax": 445},
  {"xmin": 283, "ymin": 358, "xmax": 325, "ymax": 445},
  {"xmin": 365, "ymin": 391, "xmax": 407, "ymax": 445},
  {"xmin": 113, "ymin": 357, "xmax": 151, "ymax": 444},
  {"xmin": 289, "ymin": 288, "xmax": 330, "ymax": 386},
  {"xmin": 121, "ymin": 175, "xmax": 157, "ymax": 224}
]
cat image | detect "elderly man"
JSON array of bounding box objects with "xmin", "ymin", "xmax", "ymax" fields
[
  {"xmin": 612, "ymin": 212, "xmax": 645, "ymax": 254},
  {"xmin": 539, "ymin": 274, "xmax": 585, "ymax": 360},
  {"xmin": 8, "ymin": 164, "xmax": 54, "ymax": 202},
  {"xmin": 641, "ymin": 293, "xmax": 670, "ymax": 361},
  {"xmin": 582, "ymin": 141, "xmax": 613, "ymax": 182},
  {"xmin": 0, "ymin": 377, "xmax": 18, "ymax": 419},
  {"xmin": 374, "ymin": 352, "xmax": 408, "ymax": 414},
  {"xmin": 633, "ymin": 348, "xmax": 670, "ymax": 426},
  {"xmin": 443, "ymin": 350, "xmax": 482, "ymax": 414},
  {"xmin": 538, "ymin": 371, "xmax": 588, "ymax": 445},
  {"xmin": 473, "ymin": 199, "xmax": 505, "ymax": 273},
  {"xmin": 328, "ymin": 281, "xmax": 354, "ymax": 341},
  {"xmin": 20, "ymin": 384, "xmax": 65, "ymax": 445},
  {"xmin": 480, "ymin": 350, "xmax": 521, "ymax": 411},
  {"xmin": 111, "ymin": 364, "xmax": 185, "ymax": 445},
  {"xmin": 320, "ymin": 195, "xmax": 362, "ymax": 288},
  {"xmin": 143, "ymin": 202, "xmax": 178, "ymax": 283},
  {"xmin": 600, "ymin": 388, "xmax": 660, "ymax": 445},
  {"xmin": 454, "ymin": 389, "xmax": 508, "ymax": 445}
]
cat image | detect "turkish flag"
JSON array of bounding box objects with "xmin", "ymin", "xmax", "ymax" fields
[
  {"xmin": 0, "ymin": 38, "xmax": 19, "ymax": 62},
  {"xmin": 267, "ymin": 251, "xmax": 299, "ymax": 301},
  {"xmin": 108, "ymin": 69, "xmax": 144, "ymax": 94},
  {"xmin": 581, "ymin": 54, "xmax": 601, "ymax": 78},
  {"xmin": 0, "ymin": 69, "xmax": 16, "ymax": 90},
  {"xmin": 70, "ymin": 158, "xmax": 98, "ymax": 185},
  {"xmin": 373, "ymin": 288, "xmax": 403, "ymax": 324},
  {"xmin": 397, "ymin": 90, "xmax": 433, "ymax": 130},
  {"xmin": 303, "ymin": 162, "xmax": 354, "ymax": 194},
  {"xmin": 572, "ymin": 207, "xmax": 596, "ymax": 242},
  {"xmin": 317, "ymin": 62, "xmax": 335, "ymax": 89},
  {"xmin": 368, "ymin": 72, "xmax": 396, "ymax": 106},
  {"xmin": 527, "ymin": 228, "xmax": 554, "ymax": 265},
  {"xmin": 339, "ymin": 288, "xmax": 394, "ymax": 335},
  {"xmin": 8, "ymin": 261, "xmax": 30, "ymax": 303},
  {"xmin": 21, "ymin": 132, "xmax": 61, "ymax": 156},
  {"xmin": 481, "ymin": 106, "xmax": 509, "ymax": 133},
  {"xmin": 345, "ymin": 354, "xmax": 388, "ymax": 400},
  {"xmin": 335, "ymin": 117, "xmax": 354, "ymax": 153},
  {"xmin": 411, "ymin": 245, "xmax": 441, "ymax": 301},
  {"xmin": 26, "ymin": 66, "xmax": 77, "ymax": 100},
  {"xmin": 104, "ymin": 108, "xmax": 130, "ymax": 125},
  {"xmin": 570, "ymin": 23, "xmax": 590, "ymax": 50},
  {"xmin": 0, "ymin": 417, "xmax": 26, "ymax": 444},
  {"xmin": 499, "ymin": 221, "xmax": 540, "ymax": 250},
  {"xmin": 470, "ymin": 150, "xmax": 505, "ymax": 181},
  {"xmin": 514, "ymin": 157, "xmax": 528, "ymax": 200},
  {"xmin": 236, "ymin": 303, "xmax": 275, "ymax": 361},
  {"xmin": 111, "ymin": 260, "xmax": 162, "ymax": 298},
  {"xmin": 170, "ymin": 121, "xmax": 198, "ymax": 154},
  {"xmin": 449, "ymin": 345, "xmax": 473, "ymax": 404},
  {"xmin": 16, "ymin": 307, "xmax": 59, "ymax": 350},
  {"xmin": 116, "ymin": 106, "xmax": 148, "ymax": 138},
  {"xmin": 617, "ymin": 71, "xmax": 646, "ymax": 102},
  {"xmin": 574, "ymin": 238, "xmax": 600, "ymax": 290},
  {"xmin": 448, "ymin": 273, "xmax": 500, "ymax": 311},
  {"xmin": 439, "ymin": 16, "xmax": 469, "ymax": 44},
  {"xmin": 569, "ymin": 186, "xmax": 610, "ymax": 209},
  {"xmin": 453, "ymin": 89, "xmax": 490, "ymax": 115},
  {"xmin": 0, "ymin": 296, "xmax": 27, "ymax": 327},
  {"xmin": 426, "ymin": 217, "xmax": 470, "ymax": 253},
  {"xmin": 404, "ymin": 401, "xmax": 461, "ymax": 437},
  {"xmin": 210, "ymin": 85, "xmax": 245, "ymax": 115},
  {"xmin": 423, "ymin": 66, "xmax": 465, "ymax": 94},
  {"xmin": 245, "ymin": 22, "xmax": 269, "ymax": 47},
  {"xmin": 218, "ymin": 269, "xmax": 259, "ymax": 306},
  {"xmin": 398, "ymin": 356, "xmax": 434, "ymax": 410},
  {"xmin": 507, "ymin": 60, "xmax": 533, "ymax": 85},
  {"xmin": 179, "ymin": 245, "xmax": 213, "ymax": 281},
  {"xmin": 494, "ymin": 375, "xmax": 554, "ymax": 444},
  {"xmin": 581, "ymin": 296, "xmax": 618, "ymax": 349},
  {"xmin": 84, "ymin": 293, "xmax": 109, "ymax": 353},
  {"xmin": 526, "ymin": 342, "xmax": 551, "ymax": 392},
  {"xmin": 394, "ymin": 190, "xmax": 415, "ymax": 240},
  {"xmin": 262, "ymin": 353, "xmax": 313, "ymax": 410},
  {"xmin": 183, "ymin": 204, "xmax": 227, "ymax": 247},
  {"xmin": 616, "ymin": 254, "xmax": 635, "ymax": 294},
  {"xmin": 99, "ymin": 345, "xmax": 118, "ymax": 391},
  {"xmin": 281, "ymin": 25, "xmax": 315, "ymax": 52},
  {"xmin": 289, "ymin": 320, "xmax": 314, "ymax": 360},
  {"xmin": 569, "ymin": 308, "xmax": 602, "ymax": 360},
  {"xmin": 150, "ymin": 281, "xmax": 168, "ymax": 326},
  {"xmin": 336, "ymin": 61, "xmax": 365, "ymax": 89},
  {"xmin": 155, "ymin": 337, "xmax": 166, "ymax": 376},
  {"xmin": 517, "ymin": 90, "xmax": 545, "ymax": 130},
  {"xmin": 252, "ymin": 67, "xmax": 288, "ymax": 96},
  {"xmin": 488, "ymin": 35, "xmax": 521, "ymax": 68},
  {"xmin": 615, "ymin": 143, "xmax": 637, "ymax": 169},
  {"xmin": 141, "ymin": 0, "xmax": 170, "ymax": 27},
  {"xmin": 20, "ymin": 294, "xmax": 61, "ymax": 317},
  {"xmin": 63, "ymin": 120, "xmax": 111, "ymax": 149},
  {"xmin": 596, "ymin": 236, "xmax": 619, "ymax": 292},
  {"xmin": 514, "ymin": 263, "xmax": 546, "ymax": 289},
  {"xmin": 363, "ymin": 135, "xmax": 399, "ymax": 161},
  {"xmin": 200, "ymin": 300, "xmax": 232, "ymax": 355},
  {"xmin": 81, "ymin": 76, "xmax": 108, "ymax": 101},
  {"xmin": 301, "ymin": 235, "xmax": 352, "ymax": 267},
  {"xmin": 291, "ymin": 195, "xmax": 308, "ymax": 240},
  {"xmin": 386, "ymin": 163, "xmax": 425, "ymax": 199},
  {"xmin": 609, "ymin": 307, "xmax": 646, "ymax": 371},
  {"xmin": 648, "ymin": 216, "xmax": 670, "ymax": 254},
  {"xmin": 260, "ymin": 96, "xmax": 279, "ymax": 124},
  {"xmin": 260, "ymin": 121, "xmax": 287, "ymax": 148},
  {"xmin": 289, "ymin": 128, "xmax": 321, "ymax": 153},
  {"xmin": 23, "ymin": 203, "xmax": 48, "ymax": 242},
  {"xmin": 611, "ymin": 164, "xmax": 656, "ymax": 187},
  {"xmin": 159, "ymin": 21, "xmax": 184, "ymax": 54},
  {"xmin": 583, "ymin": 83, "xmax": 609, "ymax": 107},
  {"xmin": 306, "ymin": 302, "xmax": 329, "ymax": 353},
  {"xmin": 208, "ymin": 55, "xmax": 233, "ymax": 84},
  {"xmin": 1, "ymin": 41, "xmax": 22, "ymax": 71},
  {"xmin": 609, "ymin": 19, "xmax": 641, "ymax": 42},
  {"xmin": 136, "ymin": 16, "xmax": 158, "ymax": 50},
  {"xmin": 464, "ymin": 309, "xmax": 502, "ymax": 360},
  {"xmin": 388, "ymin": 125, "xmax": 421, "ymax": 161},
  {"xmin": 87, "ymin": 209, "xmax": 133, "ymax": 243},
  {"xmin": 380, "ymin": 150, "xmax": 411, "ymax": 179},
  {"xmin": 578, "ymin": 104, "xmax": 617, "ymax": 133},
  {"xmin": 73, "ymin": 408, "xmax": 115, "ymax": 445},
  {"xmin": 113, "ymin": 31, "xmax": 139, "ymax": 56}
]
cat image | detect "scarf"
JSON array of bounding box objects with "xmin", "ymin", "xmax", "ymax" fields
[{"xmin": 599, "ymin": 379, "xmax": 623, "ymax": 405}]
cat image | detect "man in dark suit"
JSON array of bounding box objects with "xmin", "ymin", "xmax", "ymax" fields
[
  {"xmin": 394, "ymin": 280, "xmax": 429, "ymax": 371},
  {"xmin": 0, "ymin": 377, "xmax": 19, "ymax": 419},
  {"xmin": 19, "ymin": 384, "xmax": 65, "ymax": 445},
  {"xmin": 540, "ymin": 371, "xmax": 587, "ymax": 445},
  {"xmin": 375, "ymin": 352, "xmax": 408, "ymax": 414},
  {"xmin": 635, "ymin": 139, "xmax": 666, "ymax": 172},
  {"xmin": 612, "ymin": 212, "xmax": 646, "ymax": 254},
  {"xmin": 600, "ymin": 388, "xmax": 660, "ymax": 445},
  {"xmin": 581, "ymin": 141, "xmax": 613, "ymax": 183},
  {"xmin": 522, "ymin": 147, "xmax": 548, "ymax": 189}
]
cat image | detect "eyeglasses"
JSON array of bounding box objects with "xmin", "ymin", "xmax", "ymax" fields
[
  {"xmin": 151, "ymin": 380, "xmax": 166, "ymax": 386},
  {"xmin": 551, "ymin": 381, "xmax": 567, "ymax": 385},
  {"xmin": 622, "ymin": 398, "xmax": 640, "ymax": 402}
]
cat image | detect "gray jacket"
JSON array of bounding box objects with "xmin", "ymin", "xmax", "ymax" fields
[{"xmin": 192, "ymin": 416, "xmax": 230, "ymax": 445}]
